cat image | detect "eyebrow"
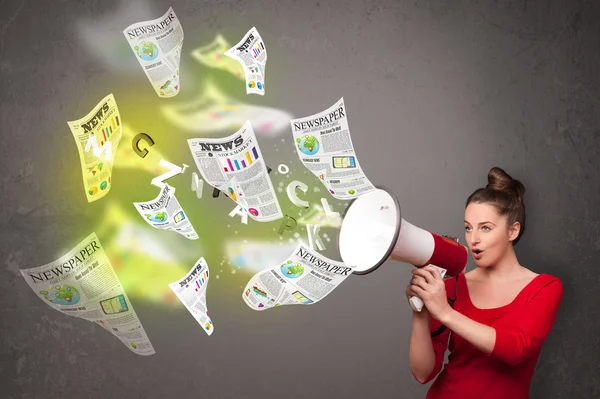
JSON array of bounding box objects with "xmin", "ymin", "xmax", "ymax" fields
[{"xmin": 464, "ymin": 221, "xmax": 497, "ymax": 226}]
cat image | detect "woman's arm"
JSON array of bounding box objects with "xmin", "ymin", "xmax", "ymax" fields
[
  {"xmin": 406, "ymin": 280, "xmax": 452, "ymax": 384},
  {"xmin": 409, "ymin": 311, "xmax": 437, "ymax": 383},
  {"xmin": 412, "ymin": 267, "xmax": 564, "ymax": 366},
  {"xmin": 438, "ymin": 309, "xmax": 496, "ymax": 354}
]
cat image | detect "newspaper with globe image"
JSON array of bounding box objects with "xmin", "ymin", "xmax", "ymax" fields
[
  {"xmin": 290, "ymin": 97, "xmax": 376, "ymax": 200},
  {"xmin": 187, "ymin": 120, "xmax": 283, "ymax": 222},
  {"xmin": 123, "ymin": 6, "xmax": 183, "ymax": 98},
  {"xmin": 67, "ymin": 93, "xmax": 123, "ymax": 203},
  {"xmin": 168, "ymin": 257, "xmax": 214, "ymax": 336},
  {"xmin": 19, "ymin": 232, "xmax": 156, "ymax": 356},
  {"xmin": 242, "ymin": 243, "xmax": 354, "ymax": 311},
  {"xmin": 224, "ymin": 27, "xmax": 267, "ymax": 96},
  {"xmin": 133, "ymin": 183, "xmax": 199, "ymax": 240}
]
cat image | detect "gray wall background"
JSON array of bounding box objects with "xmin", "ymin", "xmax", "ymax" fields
[{"xmin": 1, "ymin": 0, "xmax": 599, "ymax": 398}]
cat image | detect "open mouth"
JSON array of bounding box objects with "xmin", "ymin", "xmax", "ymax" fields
[{"xmin": 472, "ymin": 249, "xmax": 484, "ymax": 259}]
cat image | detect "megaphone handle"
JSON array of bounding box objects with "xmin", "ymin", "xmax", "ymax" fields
[
  {"xmin": 408, "ymin": 265, "xmax": 447, "ymax": 313},
  {"xmin": 409, "ymin": 295, "xmax": 424, "ymax": 312}
]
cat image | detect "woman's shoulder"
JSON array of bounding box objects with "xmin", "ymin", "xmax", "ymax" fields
[
  {"xmin": 525, "ymin": 271, "xmax": 564, "ymax": 302},
  {"xmin": 525, "ymin": 267, "xmax": 562, "ymax": 286}
]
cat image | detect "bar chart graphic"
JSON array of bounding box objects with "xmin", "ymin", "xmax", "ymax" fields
[
  {"xmin": 195, "ymin": 269, "xmax": 209, "ymax": 292},
  {"xmin": 99, "ymin": 116, "xmax": 121, "ymax": 146},
  {"xmin": 223, "ymin": 146, "xmax": 260, "ymax": 172},
  {"xmin": 252, "ymin": 42, "xmax": 265, "ymax": 58}
]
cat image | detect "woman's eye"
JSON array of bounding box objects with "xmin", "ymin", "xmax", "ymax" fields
[
  {"xmin": 482, "ymin": 226, "xmax": 491, "ymax": 231},
  {"xmin": 464, "ymin": 226, "xmax": 471, "ymax": 231}
]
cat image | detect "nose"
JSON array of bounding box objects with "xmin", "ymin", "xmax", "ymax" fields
[{"xmin": 469, "ymin": 230, "xmax": 481, "ymax": 247}]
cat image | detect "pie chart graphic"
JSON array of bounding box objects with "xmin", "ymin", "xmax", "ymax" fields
[
  {"xmin": 227, "ymin": 187, "xmax": 237, "ymax": 201},
  {"xmin": 248, "ymin": 81, "xmax": 256, "ymax": 89}
]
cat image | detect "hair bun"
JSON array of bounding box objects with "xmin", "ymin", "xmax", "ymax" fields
[{"xmin": 486, "ymin": 167, "xmax": 525, "ymax": 202}]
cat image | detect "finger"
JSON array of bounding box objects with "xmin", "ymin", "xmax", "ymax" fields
[
  {"xmin": 424, "ymin": 265, "xmax": 444, "ymax": 281},
  {"xmin": 411, "ymin": 276, "xmax": 432, "ymax": 290},
  {"xmin": 411, "ymin": 285, "xmax": 427, "ymax": 298},
  {"xmin": 413, "ymin": 268, "xmax": 436, "ymax": 285},
  {"xmin": 407, "ymin": 286, "xmax": 423, "ymax": 298},
  {"xmin": 411, "ymin": 274, "xmax": 426, "ymax": 285},
  {"xmin": 410, "ymin": 278, "xmax": 429, "ymax": 292}
]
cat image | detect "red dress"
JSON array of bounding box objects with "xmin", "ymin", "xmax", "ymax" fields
[{"xmin": 415, "ymin": 273, "xmax": 564, "ymax": 399}]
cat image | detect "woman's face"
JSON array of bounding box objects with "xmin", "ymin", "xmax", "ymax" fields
[{"xmin": 464, "ymin": 202, "xmax": 517, "ymax": 267}]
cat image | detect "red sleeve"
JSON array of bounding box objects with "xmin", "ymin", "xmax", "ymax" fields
[
  {"xmin": 413, "ymin": 278, "xmax": 456, "ymax": 385},
  {"xmin": 490, "ymin": 276, "xmax": 564, "ymax": 366}
]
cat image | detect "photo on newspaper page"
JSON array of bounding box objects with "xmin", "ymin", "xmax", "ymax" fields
[
  {"xmin": 290, "ymin": 97, "xmax": 377, "ymax": 200},
  {"xmin": 19, "ymin": 232, "xmax": 156, "ymax": 356},
  {"xmin": 242, "ymin": 243, "xmax": 354, "ymax": 311},
  {"xmin": 191, "ymin": 34, "xmax": 245, "ymax": 79},
  {"xmin": 168, "ymin": 257, "xmax": 214, "ymax": 335},
  {"xmin": 133, "ymin": 184, "xmax": 199, "ymax": 240},
  {"xmin": 67, "ymin": 93, "xmax": 123, "ymax": 203},
  {"xmin": 224, "ymin": 27, "xmax": 267, "ymax": 96},
  {"xmin": 123, "ymin": 6, "xmax": 184, "ymax": 98},
  {"xmin": 187, "ymin": 120, "xmax": 283, "ymax": 222}
]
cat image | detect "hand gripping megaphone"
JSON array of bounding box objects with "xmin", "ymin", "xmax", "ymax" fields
[{"xmin": 337, "ymin": 187, "xmax": 468, "ymax": 312}]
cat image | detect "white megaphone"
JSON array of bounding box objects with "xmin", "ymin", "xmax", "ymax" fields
[{"xmin": 338, "ymin": 187, "xmax": 467, "ymax": 312}]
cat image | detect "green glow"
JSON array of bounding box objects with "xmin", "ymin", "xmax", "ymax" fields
[{"xmin": 47, "ymin": 31, "xmax": 349, "ymax": 308}]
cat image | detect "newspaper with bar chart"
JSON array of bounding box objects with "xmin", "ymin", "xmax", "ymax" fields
[
  {"xmin": 67, "ymin": 93, "xmax": 123, "ymax": 203},
  {"xmin": 224, "ymin": 27, "xmax": 267, "ymax": 96},
  {"xmin": 187, "ymin": 120, "xmax": 283, "ymax": 222},
  {"xmin": 168, "ymin": 257, "xmax": 214, "ymax": 335}
]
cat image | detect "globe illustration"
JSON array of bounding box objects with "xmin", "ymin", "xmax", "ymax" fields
[
  {"xmin": 145, "ymin": 211, "xmax": 168, "ymax": 223},
  {"xmin": 134, "ymin": 41, "xmax": 159, "ymax": 61},
  {"xmin": 280, "ymin": 260, "xmax": 304, "ymax": 278},
  {"xmin": 296, "ymin": 135, "xmax": 320, "ymax": 155},
  {"xmin": 40, "ymin": 285, "xmax": 81, "ymax": 306}
]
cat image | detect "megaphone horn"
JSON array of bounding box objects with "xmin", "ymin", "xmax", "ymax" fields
[{"xmin": 337, "ymin": 187, "xmax": 468, "ymax": 312}]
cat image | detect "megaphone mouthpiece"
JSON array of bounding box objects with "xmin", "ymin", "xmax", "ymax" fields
[{"xmin": 392, "ymin": 226, "xmax": 467, "ymax": 277}]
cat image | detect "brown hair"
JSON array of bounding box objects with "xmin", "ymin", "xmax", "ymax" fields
[{"xmin": 466, "ymin": 167, "xmax": 527, "ymax": 245}]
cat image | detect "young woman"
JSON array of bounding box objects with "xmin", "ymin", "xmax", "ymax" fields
[{"xmin": 406, "ymin": 167, "xmax": 563, "ymax": 399}]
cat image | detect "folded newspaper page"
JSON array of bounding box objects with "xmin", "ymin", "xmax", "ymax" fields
[
  {"xmin": 290, "ymin": 97, "xmax": 376, "ymax": 200},
  {"xmin": 168, "ymin": 257, "xmax": 214, "ymax": 335},
  {"xmin": 161, "ymin": 80, "xmax": 293, "ymax": 135},
  {"xmin": 242, "ymin": 243, "xmax": 354, "ymax": 311},
  {"xmin": 191, "ymin": 34, "xmax": 244, "ymax": 79},
  {"xmin": 224, "ymin": 27, "xmax": 267, "ymax": 96},
  {"xmin": 67, "ymin": 93, "xmax": 123, "ymax": 203},
  {"xmin": 133, "ymin": 184, "xmax": 199, "ymax": 240},
  {"xmin": 188, "ymin": 120, "xmax": 283, "ymax": 222},
  {"xmin": 20, "ymin": 232, "xmax": 155, "ymax": 356},
  {"xmin": 123, "ymin": 6, "xmax": 183, "ymax": 98}
]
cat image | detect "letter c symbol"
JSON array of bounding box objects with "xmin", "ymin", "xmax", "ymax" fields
[{"xmin": 133, "ymin": 133, "xmax": 155, "ymax": 158}]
